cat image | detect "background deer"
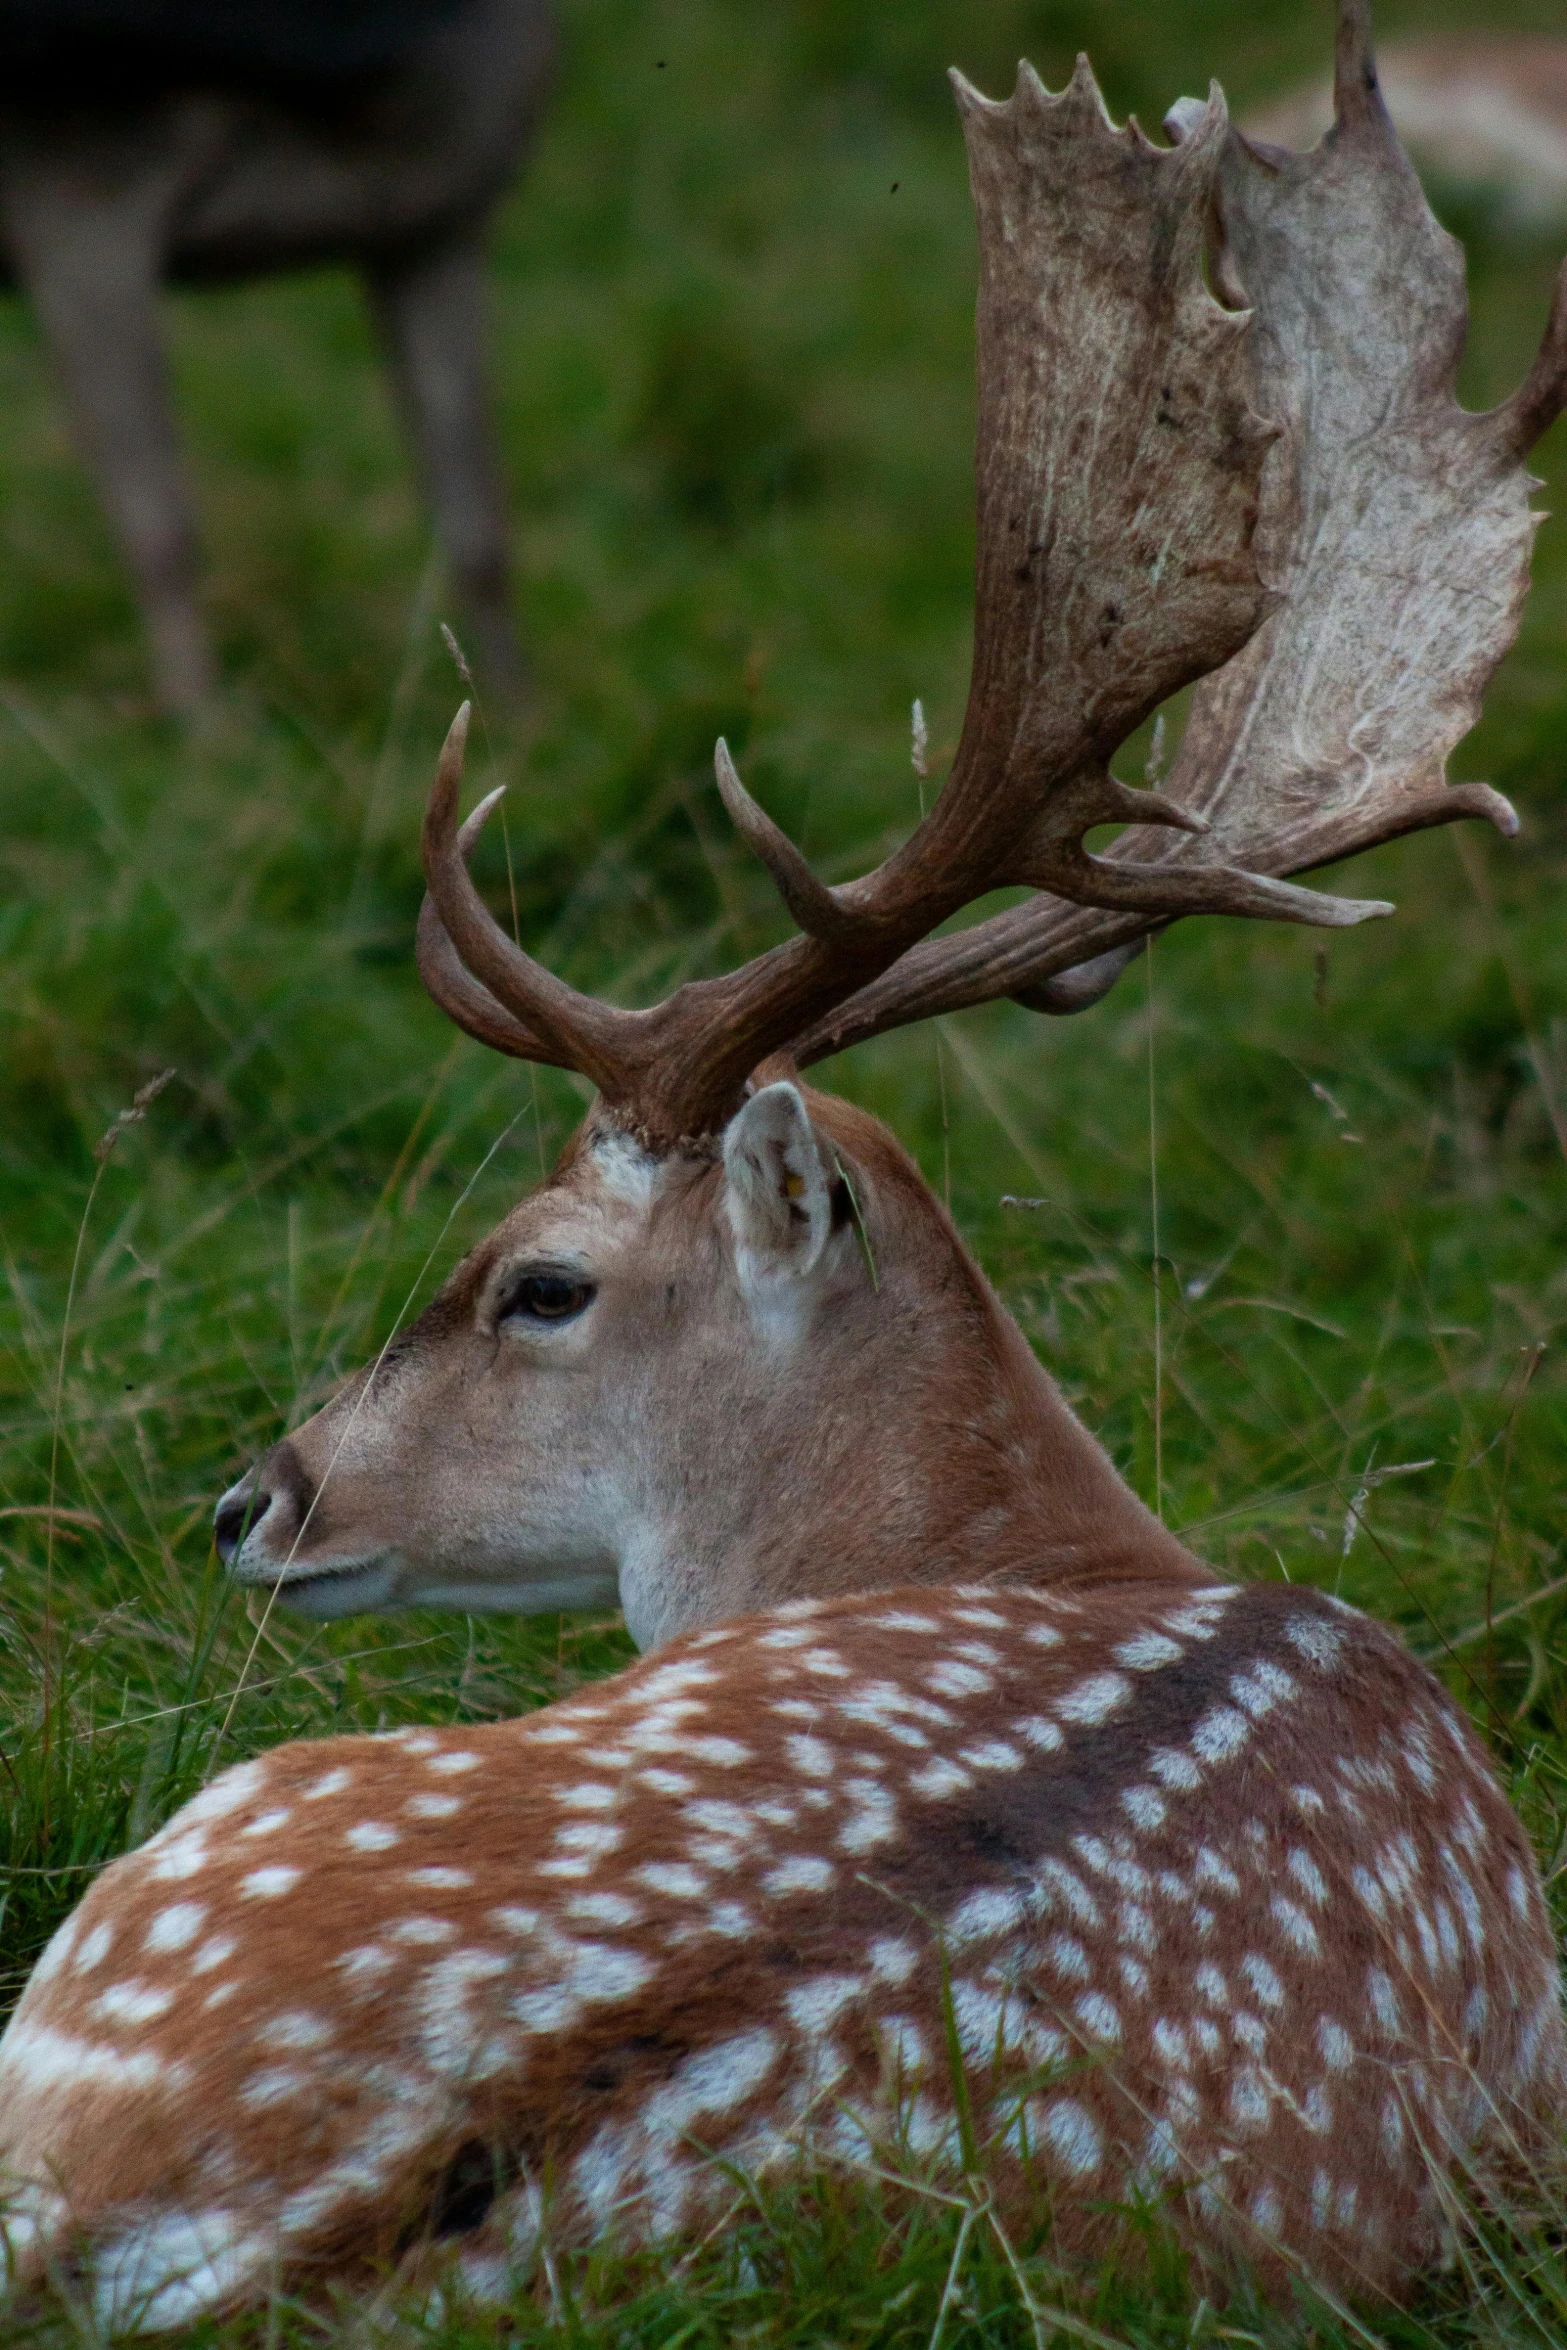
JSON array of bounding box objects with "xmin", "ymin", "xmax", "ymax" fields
[
  {"xmin": 4, "ymin": 0, "xmax": 1566, "ymax": 2326},
  {"xmin": 0, "ymin": 0, "xmax": 552, "ymax": 710},
  {"xmin": 1247, "ymin": 37, "xmax": 1567, "ymax": 225}
]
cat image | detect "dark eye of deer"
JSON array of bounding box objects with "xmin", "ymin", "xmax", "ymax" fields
[{"xmin": 500, "ymin": 1272, "xmax": 595, "ymax": 1328}]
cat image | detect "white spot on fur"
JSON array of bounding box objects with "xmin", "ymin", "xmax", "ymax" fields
[
  {"xmin": 345, "ymin": 1823, "xmax": 400, "ymax": 1852},
  {"xmin": 869, "ymin": 1937, "xmax": 918, "ymax": 1985},
  {"xmin": 1075, "ymin": 1992, "xmax": 1121, "ymax": 2045},
  {"xmin": 337, "ymin": 1945, "xmax": 395, "ymax": 1981},
  {"xmin": 239, "ymin": 1866, "xmax": 300, "ymax": 1900},
  {"xmin": 93, "ymin": 1981, "xmax": 174, "ymax": 2025},
  {"xmin": 947, "ymin": 1888, "xmax": 1025, "ymax": 1948},
  {"xmin": 1056, "ymin": 1672, "xmax": 1131, "ymax": 1726},
  {"xmin": 241, "ymin": 2066, "xmax": 306, "ymax": 2108},
  {"xmin": 89, "ymin": 2209, "xmax": 268, "ymax": 2332},
  {"xmin": 1233, "ymin": 1661, "xmax": 1298, "ymax": 1716},
  {"xmin": 1318, "ymin": 2016, "xmax": 1354, "ymax": 2071},
  {"xmin": 1270, "ymin": 1898, "xmax": 1320, "ymax": 1956},
  {"xmin": 762, "ymin": 1856, "xmax": 834, "ymax": 1896},
  {"xmin": 838, "ymin": 1780, "xmax": 900, "ymax": 1852},
  {"xmin": 1241, "ymin": 1954, "xmax": 1284, "ymax": 2009},
  {"xmin": 1045, "ymin": 1934, "xmax": 1092, "ymax": 1984},
  {"xmin": 1283, "ymin": 1614, "xmax": 1346, "ymax": 1670},
  {"xmin": 786, "ymin": 1976, "xmax": 864, "ymax": 2035},
  {"xmin": 1118, "ymin": 1954, "xmax": 1150, "ymax": 1998},
  {"xmin": 1038, "ymin": 1859, "xmax": 1100, "ymax": 1927},
  {"xmin": 1152, "ymin": 2017, "xmax": 1190, "ymax": 2067},
  {"xmin": 1147, "ymin": 1746, "xmax": 1202, "ymax": 1791},
  {"xmin": 1194, "ymin": 1847, "xmax": 1241, "ymax": 1895},
  {"xmin": 1367, "ymin": 1969, "xmax": 1402, "ymax": 2036},
  {"xmin": 1228, "ymin": 2068, "xmax": 1271, "ymax": 2130},
  {"xmin": 1287, "ymin": 1849, "xmax": 1329, "ymax": 1905},
  {"xmin": 1252, "ymin": 2183, "xmax": 1283, "ymax": 2237},
  {"xmin": 554, "ymin": 1783, "xmax": 618, "ymax": 1810},
  {"xmin": 239, "ymin": 1807, "xmax": 291, "ymax": 1838},
  {"xmin": 389, "ymin": 1918, "xmax": 455, "ymax": 1946},
  {"xmin": 926, "ymin": 1660, "xmax": 993, "ymax": 1700},
  {"xmin": 642, "ymin": 2028, "xmax": 779, "ymax": 2138},
  {"xmin": 257, "ymin": 2011, "xmax": 333, "ymax": 2050},
  {"xmin": 74, "ymin": 1921, "xmax": 115, "ymax": 1973},
  {"xmin": 1041, "ymin": 2099, "xmax": 1102, "ymax": 2178},
  {"xmin": 637, "ymin": 1863, "xmax": 706, "ymax": 1900},
  {"xmin": 149, "ymin": 1832, "xmax": 208, "ymax": 1882},
  {"xmin": 1117, "ymin": 1901, "xmax": 1157, "ymax": 1954},
  {"xmin": 689, "ymin": 1737, "xmax": 752, "ymax": 1767},
  {"xmin": 144, "ymin": 1904, "xmax": 206, "ymax": 1954},
  {"xmin": 1116, "ymin": 1632, "xmax": 1183, "ymax": 1671},
  {"xmin": 1191, "ymin": 1708, "xmax": 1250, "ymax": 1764},
  {"xmin": 404, "ymin": 1792, "xmax": 462, "ymax": 1820}
]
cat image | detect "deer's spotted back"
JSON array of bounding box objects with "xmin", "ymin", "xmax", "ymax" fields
[{"xmin": 1, "ymin": 1579, "xmax": 1561, "ymax": 2325}]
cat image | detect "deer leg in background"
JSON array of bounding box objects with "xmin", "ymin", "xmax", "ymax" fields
[
  {"xmin": 0, "ymin": 127, "xmax": 213, "ymax": 712},
  {"xmin": 368, "ymin": 229, "xmax": 525, "ymax": 703}
]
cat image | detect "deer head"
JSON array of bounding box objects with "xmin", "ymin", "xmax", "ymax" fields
[{"xmin": 216, "ymin": 0, "xmax": 1567, "ymax": 1645}]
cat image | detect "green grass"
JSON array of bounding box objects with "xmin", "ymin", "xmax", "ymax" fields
[{"xmin": 2, "ymin": 0, "xmax": 1566, "ymax": 2339}]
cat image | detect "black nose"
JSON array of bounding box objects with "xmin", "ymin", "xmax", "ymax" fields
[{"xmin": 214, "ymin": 1488, "xmax": 269, "ymax": 1564}]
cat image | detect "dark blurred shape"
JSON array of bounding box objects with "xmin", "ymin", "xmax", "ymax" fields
[
  {"xmin": 0, "ymin": 0, "xmax": 472, "ymax": 82},
  {"xmin": 0, "ymin": 0, "xmax": 553, "ymax": 710}
]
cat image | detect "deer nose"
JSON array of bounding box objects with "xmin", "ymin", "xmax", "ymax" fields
[
  {"xmin": 213, "ymin": 1486, "xmax": 269, "ymax": 1564},
  {"xmin": 213, "ymin": 1442, "xmax": 315, "ymax": 1570}
]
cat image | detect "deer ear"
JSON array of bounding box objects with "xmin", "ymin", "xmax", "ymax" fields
[{"xmin": 722, "ymin": 1081, "xmax": 836, "ymax": 1290}]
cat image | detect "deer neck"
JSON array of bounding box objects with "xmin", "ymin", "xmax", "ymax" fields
[{"xmin": 618, "ymin": 1207, "xmax": 1208, "ymax": 1648}]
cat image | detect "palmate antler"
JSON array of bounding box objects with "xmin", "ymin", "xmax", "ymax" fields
[{"xmin": 417, "ymin": 0, "xmax": 1567, "ymax": 1144}]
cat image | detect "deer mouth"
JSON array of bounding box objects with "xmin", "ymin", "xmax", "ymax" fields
[{"xmin": 252, "ymin": 1557, "xmax": 403, "ymax": 1618}]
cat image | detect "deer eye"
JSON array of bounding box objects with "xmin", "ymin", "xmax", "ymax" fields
[{"xmin": 497, "ymin": 1270, "xmax": 595, "ymax": 1328}]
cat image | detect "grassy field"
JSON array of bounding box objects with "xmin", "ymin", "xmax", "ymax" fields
[{"xmin": 2, "ymin": 0, "xmax": 1566, "ymax": 2339}]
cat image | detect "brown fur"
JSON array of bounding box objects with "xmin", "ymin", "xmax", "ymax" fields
[{"xmin": 2, "ymin": 1581, "xmax": 1561, "ymax": 2326}]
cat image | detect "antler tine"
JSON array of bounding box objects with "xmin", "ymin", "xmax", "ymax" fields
[
  {"xmin": 1333, "ymin": 0, "xmax": 1379, "ymax": 122},
  {"xmin": 713, "ymin": 741, "xmax": 860, "ymax": 944},
  {"xmin": 788, "ymin": 0, "xmax": 1558, "ymax": 1069},
  {"xmin": 419, "ymin": 705, "xmax": 650, "ymax": 1096},
  {"xmin": 415, "ymin": 794, "xmax": 569, "ymax": 1066}
]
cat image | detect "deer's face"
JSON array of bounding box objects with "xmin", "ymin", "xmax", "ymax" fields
[{"xmin": 214, "ymin": 1083, "xmax": 888, "ymax": 1646}]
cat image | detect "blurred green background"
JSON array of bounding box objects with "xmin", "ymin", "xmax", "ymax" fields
[{"xmin": 1, "ymin": 0, "xmax": 1565, "ymax": 2339}]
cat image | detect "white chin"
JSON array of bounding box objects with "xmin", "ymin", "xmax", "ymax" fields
[{"xmin": 243, "ymin": 1558, "xmax": 402, "ymax": 1619}]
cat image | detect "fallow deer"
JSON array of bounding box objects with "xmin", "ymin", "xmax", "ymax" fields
[{"xmin": 3, "ymin": 2, "xmax": 1565, "ymax": 2328}]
